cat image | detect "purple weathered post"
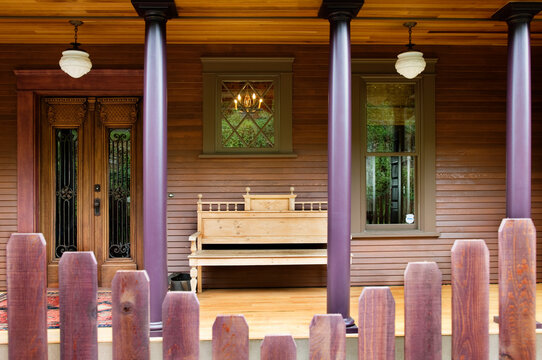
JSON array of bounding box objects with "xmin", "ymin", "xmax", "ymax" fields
[
  {"xmin": 492, "ymin": 2, "xmax": 542, "ymax": 218},
  {"xmin": 131, "ymin": 0, "xmax": 178, "ymax": 336},
  {"xmin": 318, "ymin": 0, "xmax": 364, "ymax": 333}
]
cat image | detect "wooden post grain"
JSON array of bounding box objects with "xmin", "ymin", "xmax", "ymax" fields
[
  {"xmin": 261, "ymin": 335, "xmax": 296, "ymax": 360},
  {"xmin": 212, "ymin": 315, "xmax": 249, "ymax": 360},
  {"xmin": 7, "ymin": 233, "xmax": 48, "ymax": 360},
  {"xmin": 59, "ymin": 252, "xmax": 98, "ymax": 360},
  {"xmin": 499, "ymin": 218, "xmax": 536, "ymax": 359},
  {"xmin": 451, "ymin": 240, "xmax": 489, "ymax": 360},
  {"xmin": 358, "ymin": 287, "xmax": 395, "ymax": 360},
  {"xmin": 162, "ymin": 292, "xmax": 200, "ymax": 360},
  {"xmin": 309, "ymin": 314, "xmax": 345, "ymax": 360},
  {"xmin": 404, "ymin": 262, "xmax": 442, "ymax": 360},
  {"xmin": 112, "ymin": 270, "xmax": 150, "ymax": 360}
]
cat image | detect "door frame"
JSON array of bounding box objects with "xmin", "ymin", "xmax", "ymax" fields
[{"xmin": 15, "ymin": 69, "xmax": 144, "ymax": 285}]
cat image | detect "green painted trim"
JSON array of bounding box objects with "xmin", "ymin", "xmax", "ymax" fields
[
  {"xmin": 351, "ymin": 59, "xmax": 437, "ymax": 234},
  {"xmin": 201, "ymin": 58, "xmax": 294, "ymax": 155}
]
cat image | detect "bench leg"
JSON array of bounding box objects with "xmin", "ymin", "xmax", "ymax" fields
[
  {"xmin": 197, "ymin": 266, "xmax": 202, "ymax": 293},
  {"xmin": 190, "ymin": 266, "xmax": 198, "ymax": 293}
]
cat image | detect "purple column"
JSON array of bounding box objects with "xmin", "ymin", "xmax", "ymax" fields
[
  {"xmin": 131, "ymin": 0, "xmax": 178, "ymax": 336},
  {"xmin": 319, "ymin": 1, "xmax": 363, "ymax": 333},
  {"xmin": 493, "ymin": 2, "xmax": 542, "ymax": 218}
]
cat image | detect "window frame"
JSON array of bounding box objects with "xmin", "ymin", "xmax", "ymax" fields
[
  {"xmin": 201, "ymin": 57, "xmax": 294, "ymax": 157},
  {"xmin": 363, "ymin": 80, "xmax": 419, "ymax": 230},
  {"xmin": 351, "ymin": 59, "xmax": 437, "ymax": 237}
]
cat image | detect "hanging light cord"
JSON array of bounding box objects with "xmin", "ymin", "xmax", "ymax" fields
[
  {"xmin": 404, "ymin": 21, "xmax": 417, "ymax": 50},
  {"xmin": 69, "ymin": 20, "xmax": 83, "ymax": 49}
]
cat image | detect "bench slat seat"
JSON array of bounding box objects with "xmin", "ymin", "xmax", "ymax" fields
[{"xmin": 189, "ymin": 249, "xmax": 327, "ymax": 266}]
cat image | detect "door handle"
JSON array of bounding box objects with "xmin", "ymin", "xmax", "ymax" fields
[{"xmin": 94, "ymin": 198, "xmax": 101, "ymax": 216}]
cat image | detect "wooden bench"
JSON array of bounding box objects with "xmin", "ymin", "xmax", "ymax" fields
[{"xmin": 188, "ymin": 187, "xmax": 327, "ymax": 292}]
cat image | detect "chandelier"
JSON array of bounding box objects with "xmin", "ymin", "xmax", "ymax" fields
[
  {"xmin": 59, "ymin": 20, "xmax": 92, "ymax": 79},
  {"xmin": 395, "ymin": 22, "xmax": 426, "ymax": 79},
  {"xmin": 234, "ymin": 91, "xmax": 263, "ymax": 113}
]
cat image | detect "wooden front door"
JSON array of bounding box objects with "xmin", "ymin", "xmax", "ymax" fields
[{"xmin": 39, "ymin": 97, "xmax": 142, "ymax": 287}]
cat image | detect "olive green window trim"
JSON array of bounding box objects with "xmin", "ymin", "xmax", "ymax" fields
[
  {"xmin": 201, "ymin": 57, "xmax": 294, "ymax": 156},
  {"xmin": 351, "ymin": 59, "xmax": 437, "ymax": 235}
]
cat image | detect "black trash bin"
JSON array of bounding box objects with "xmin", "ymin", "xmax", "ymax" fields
[{"xmin": 168, "ymin": 272, "xmax": 191, "ymax": 291}]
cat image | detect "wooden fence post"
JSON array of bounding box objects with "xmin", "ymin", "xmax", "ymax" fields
[
  {"xmin": 7, "ymin": 233, "xmax": 48, "ymax": 360},
  {"xmin": 404, "ymin": 262, "xmax": 442, "ymax": 360},
  {"xmin": 59, "ymin": 252, "xmax": 98, "ymax": 360},
  {"xmin": 162, "ymin": 292, "xmax": 200, "ymax": 360},
  {"xmin": 212, "ymin": 315, "xmax": 249, "ymax": 360},
  {"xmin": 451, "ymin": 240, "xmax": 489, "ymax": 360},
  {"xmin": 358, "ymin": 287, "xmax": 395, "ymax": 360},
  {"xmin": 112, "ymin": 270, "xmax": 150, "ymax": 360},
  {"xmin": 309, "ymin": 314, "xmax": 345, "ymax": 360},
  {"xmin": 499, "ymin": 218, "xmax": 536, "ymax": 359},
  {"xmin": 260, "ymin": 335, "xmax": 296, "ymax": 360}
]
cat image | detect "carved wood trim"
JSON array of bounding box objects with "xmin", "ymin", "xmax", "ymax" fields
[
  {"xmin": 44, "ymin": 97, "xmax": 88, "ymax": 126},
  {"xmin": 96, "ymin": 97, "xmax": 139, "ymax": 125}
]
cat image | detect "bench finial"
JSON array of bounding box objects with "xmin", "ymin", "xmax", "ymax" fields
[
  {"xmin": 197, "ymin": 194, "xmax": 202, "ymax": 202},
  {"xmin": 290, "ymin": 186, "xmax": 295, "ymax": 195},
  {"xmin": 245, "ymin": 187, "xmax": 250, "ymax": 195}
]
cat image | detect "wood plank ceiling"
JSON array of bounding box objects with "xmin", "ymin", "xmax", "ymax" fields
[{"xmin": 0, "ymin": 0, "xmax": 540, "ymax": 46}]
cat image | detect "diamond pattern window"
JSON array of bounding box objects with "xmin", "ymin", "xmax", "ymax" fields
[
  {"xmin": 202, "ymin": 58, "xmax": 293, "ymax": 156},
  {"xmin": 220, "ymin": 80, "xmax": 275, "ymax": 149}
]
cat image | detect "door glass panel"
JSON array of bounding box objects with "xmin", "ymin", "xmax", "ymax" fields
[
  {"xmin": 108, "ymin": 129, "xmax": 131, "ymax": 258},
  {"xmin": 366, "ymin": 156, "xmax": 416, "ymax": 225},
  {"xmin": 55, "ymin": 129, "xmax": 78, "ymax": 258}
]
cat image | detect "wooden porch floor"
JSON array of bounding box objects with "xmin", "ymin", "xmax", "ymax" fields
[
  {"xmin": 196, "ymin": 284, "xmax": 542, "ymax": 340},
  {"xmin": 1, "ymin": 284, "xmax": 542, "ymax": 344}
]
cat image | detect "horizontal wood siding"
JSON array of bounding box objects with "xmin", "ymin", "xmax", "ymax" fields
[{"xmin": 0, "ymin": 44, "xmax": 540, "ymax": 289}]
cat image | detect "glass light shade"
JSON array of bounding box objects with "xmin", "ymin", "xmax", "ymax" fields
[
  {"xmin": 59, "ymin": 49, "xmax": 92, "ymax": 78},
  {"xmin": 395, "ymin": 50, "xmax": 426, "ymax": 79}
]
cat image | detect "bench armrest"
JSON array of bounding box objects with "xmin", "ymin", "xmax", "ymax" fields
[
  {"xmin": 189, "ymin": 231, "xmax": 201, "ymax": 255},
  {"xmin": 189, "ymin": 231, "xmax": 201, "ymax": 242}
]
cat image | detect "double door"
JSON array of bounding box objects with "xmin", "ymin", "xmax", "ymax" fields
[{"xmin": 39, "ymin": 97, "xmax": 142, "ymax": 287}]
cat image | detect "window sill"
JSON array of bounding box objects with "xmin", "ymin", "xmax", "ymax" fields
[
  {"xmin": 199, "ymin": 153, "xmax": 298, "ymax": 159},
  {"xmin": 352, "ymin": 230, "xmax": 440, "ymax": 239}
]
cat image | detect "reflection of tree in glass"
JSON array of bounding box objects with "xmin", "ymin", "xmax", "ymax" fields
[{"xmin": 366, "ymin": 156, "xmax": 415, "ymax": 225}]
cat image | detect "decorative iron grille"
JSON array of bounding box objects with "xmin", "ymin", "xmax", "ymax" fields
[
  {"xmin": 55, "ymin": 129, "xmax": 78, "ymax": 258},
  {"xmin": 108, "ymin": 129, "xmax": 131, "ymax": 258}
]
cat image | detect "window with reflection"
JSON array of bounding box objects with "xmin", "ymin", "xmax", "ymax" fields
[
  {"xmin": 201, "ymin": 58, "xmax": 293, "ymax": 156},
  {"xmin": 220, "ymin": 80, "xmax": 275, "ymax": 149},
  {"xmin": 364, "ymin": 83, "xmax": 417, "ymax": 226}
]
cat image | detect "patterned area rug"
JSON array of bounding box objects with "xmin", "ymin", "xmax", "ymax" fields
[{"xmin": 0, "ymin": 290, "xmax": 112, "ymax": 330}]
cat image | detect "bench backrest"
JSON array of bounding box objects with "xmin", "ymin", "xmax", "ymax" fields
[{"xmin": 197, "ymin": 188, "xmax": 327, "ymax": 245}]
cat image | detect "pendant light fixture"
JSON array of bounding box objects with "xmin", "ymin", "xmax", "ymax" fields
[
  {"xmin": 395, "ymin": 22, "xmax": 426, "ymax": 79},
  {"xmin": 59, "ymin": 20, "xmax": 92, "ymax": 79}
]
